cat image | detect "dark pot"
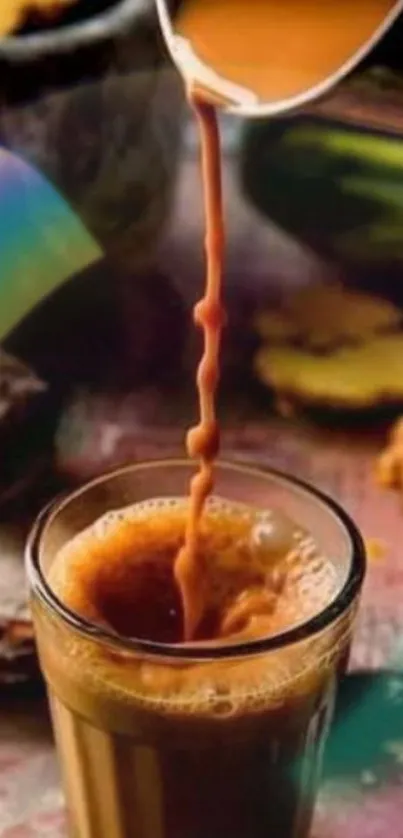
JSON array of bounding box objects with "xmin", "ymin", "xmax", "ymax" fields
[{"xmin": 0, "ymin": 0, "xmax": 184, "ymax": 269}]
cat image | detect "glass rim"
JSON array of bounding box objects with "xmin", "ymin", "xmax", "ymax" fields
[{"xmin": 26, "ymin": 458, "xmax": 366, "ymax": 661}]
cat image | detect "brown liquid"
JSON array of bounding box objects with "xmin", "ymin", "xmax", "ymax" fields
[
  {"xmin": 175, "ymin": 96, "xmax": 225, "ymax": 641},
  {"xmin": 48, "ymin": 499, "xmax": 339, "ymax": 647},
  {"xmin": 175, "ymin": 0, "xmax": 394, "ymax": 640},
  {"xmin": 33, "ymin": 4, "xmax": 371, "ymax": 835},
  {"xmin": 176, "ymin": 0, "xmax": 396, "ymax": 103},
  {"xmin": 38, "ymin": 498, "xmax": 351, "ymax": 838}
]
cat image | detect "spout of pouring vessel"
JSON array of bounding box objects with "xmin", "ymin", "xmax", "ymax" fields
[{"xmin": 155, "ymin": 0, "xmax": 403, "ymax": 118}]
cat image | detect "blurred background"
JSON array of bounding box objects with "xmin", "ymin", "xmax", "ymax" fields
[
  {"xmin": 2, "ymin": 4, "xmax": 403, "ymax": 835},
  {"xmin": 3, "ymin": 0, "xmax": 403, "ymax": 672}
]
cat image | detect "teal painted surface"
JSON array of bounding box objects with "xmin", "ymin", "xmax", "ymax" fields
[{"xmin": 0, "ymin": 147, "xmax": 102, "ymax": 340}]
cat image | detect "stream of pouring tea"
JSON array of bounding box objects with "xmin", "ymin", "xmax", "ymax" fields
[
  {"xmin": 174, "ymin": 95, "xmax": 225, "ymax": 641},
  {"xmin": 171, "ymin": 0, "xmax": 396, "ymax": 640}
]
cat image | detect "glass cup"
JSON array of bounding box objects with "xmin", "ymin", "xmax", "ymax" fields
[{"xmin": 26, "ymin": 459, "xmax": 366, "ymax": 838}]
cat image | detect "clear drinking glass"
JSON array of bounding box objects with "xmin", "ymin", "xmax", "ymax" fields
[{"xmin": 26, "ymin": 459, "xmax": 366, "ymax": 838}]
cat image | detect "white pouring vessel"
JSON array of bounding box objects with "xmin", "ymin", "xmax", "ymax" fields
[{"xmin": 155, "ymin": 0, "xmax": 403, "ymax": 117}]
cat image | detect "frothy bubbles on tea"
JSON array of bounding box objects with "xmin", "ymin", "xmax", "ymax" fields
[{"xmin": 49, "ymin": 497, "xmax": 339, "ymax": 649}]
